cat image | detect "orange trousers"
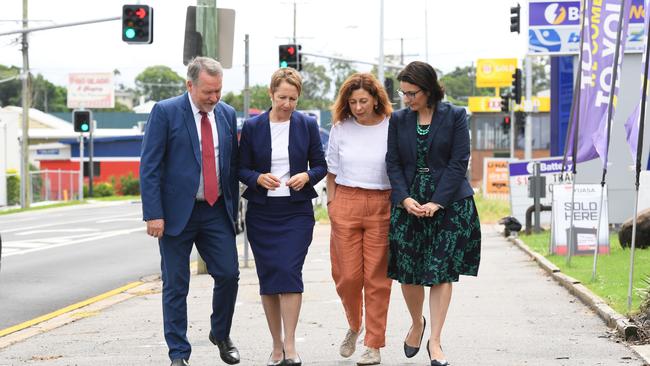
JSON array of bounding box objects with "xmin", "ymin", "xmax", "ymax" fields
[{"xmin": 329, "ymin": 185, "xmax": 392, "ymax": 348}]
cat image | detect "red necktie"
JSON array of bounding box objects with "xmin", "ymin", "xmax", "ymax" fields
[{"xmin": 200, "ymin": 111, "xmax": 219, "ymax": 205}]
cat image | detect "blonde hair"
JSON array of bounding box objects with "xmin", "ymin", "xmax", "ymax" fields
[
  {"xmin": 270, "ymin": 68, "xmax": 303, "ymax": 96},
  {"xmin": 331, "ymin": 73, "xmax": 393, "ymax": 124}
]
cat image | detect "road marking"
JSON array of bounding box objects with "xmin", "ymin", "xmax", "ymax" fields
[
  {"xmin": 0, "ymin": 281, "xmax": 144, "ymax": 338},
  {"xmin": 1, "ymin": 213, "xmax": 141, "ymax": 234},
  {"xmin": 15, "ymin": 228, "xmax": 97, "ymax": 236},
  {"xmin": 3, "ymin": 227, "xmax": 146, "ymax": 257}
]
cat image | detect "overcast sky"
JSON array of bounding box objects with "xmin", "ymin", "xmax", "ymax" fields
[{"xmin": 0, "ymin": 0, "xmax": 526, "ymax": 95}]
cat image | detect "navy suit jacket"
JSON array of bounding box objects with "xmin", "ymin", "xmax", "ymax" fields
[
  {"xmin": 140, "ymin": 93, "xmax": 239, "ymax": 236},
  {"xmin": 238, "ymin": 110, "xmax": 327, "ymax": 204},
  {"xmin": 386, "ymin": 101, "xmax": 474, "ymax": 207}
]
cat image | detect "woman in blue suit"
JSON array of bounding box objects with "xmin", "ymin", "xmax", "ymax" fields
[
  {"xmin": 239, "ymin": 68, "xmax": 327, "ymax": 366},
  {"xmin": 386, "ymin": 61, "xmax": 481, "ymax": 366}
]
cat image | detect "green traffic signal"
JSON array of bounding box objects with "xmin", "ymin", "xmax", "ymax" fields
[
  {"xmin": 280, "ymin": 61, "xmax": 288, "ymax": 68},
  {"xmin": 80, "ymin": 123, "xmax": 90, "ymax": 132},
  {"xmin": 125, "ymin": 28, "xmax": 136, "ymax": 39}
]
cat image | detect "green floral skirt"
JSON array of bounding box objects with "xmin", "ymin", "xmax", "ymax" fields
[{"xmin": 387, "ymin": 174, "xmax": 481, "ymax": 286}]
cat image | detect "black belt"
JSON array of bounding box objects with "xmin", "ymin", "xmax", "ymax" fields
[{"xmin": 417, "ymin": 167, "xmax": 430, "ymax": 173}]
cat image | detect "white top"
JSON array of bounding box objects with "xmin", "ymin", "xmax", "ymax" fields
[
  {"xmin": 188, "ymin": 94, "xmax": 219, "ymax": 200},
  {"xmin": 326, "ymin": 116, "xmax": 391, "ymax": 190},
  {"xmin": 268, "ymin": 120, "xmax": 291, "ymax": 197}
]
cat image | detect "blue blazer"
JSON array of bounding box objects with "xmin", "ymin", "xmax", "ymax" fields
[
  {"xmin": 140, "ymin": 93, "xmax": 239, "ymax": 236},
  {"xmin": 386, "ymin": 101, "xmax": 474, "ymax": 207},
  {"xmin": 238, "ymin": 110, "xmax": 327, "ymax": 204}
]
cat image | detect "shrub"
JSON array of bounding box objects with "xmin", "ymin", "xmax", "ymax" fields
[
  {"xmin": 93, "ymin": 182, "xmax": 115, "ymax": 197},
  {"xmin": 120, "ymin": 173, "xmax": 140, "ymax": 196},
  {"xmin": 6, "ymin": 169, "xmax": 20, "ymax": 205}
]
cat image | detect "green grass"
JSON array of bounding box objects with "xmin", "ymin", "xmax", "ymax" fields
[
  {"xmin": 519, "ymin": 230, "xmax": 650, "ymax": 315},
  {"xmin": 314, "ymin": 205, "xmax": 330, "ymax": 224},
  {"xmin": 474, "ymin": 193, "xmax": 510, "ymax": 223},
  {"xmin": 0, "ymin": 200, "xmax": 86, "ymax": 215}
]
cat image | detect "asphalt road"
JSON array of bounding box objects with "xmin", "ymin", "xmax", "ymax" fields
[{"xmin": 0, "ymin": 200, "xmax": 160, "ymax": 330}]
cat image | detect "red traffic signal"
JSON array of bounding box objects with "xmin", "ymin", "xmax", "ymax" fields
[{"xmin": 122, "ymin": 4, "xmax": 154, "ymax": 44}]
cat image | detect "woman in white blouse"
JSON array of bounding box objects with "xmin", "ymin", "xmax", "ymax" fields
[{"xmin": 326, "ymin": 73, "xmax": 394, "ymax": 366}]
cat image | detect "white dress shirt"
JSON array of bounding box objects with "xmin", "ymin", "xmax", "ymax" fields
[
  {"xmin": 188, "ymin": 94, "xmax": 220, "ymax": 200},
  {"xmin": 268, "ymin": 120, "xmax": 292, "ymax": 197}
]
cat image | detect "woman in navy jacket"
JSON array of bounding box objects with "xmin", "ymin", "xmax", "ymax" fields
[
  {"xmin": 238, "ymin": 68, "xmax": 327, "ymax": 366},
  {"xmin": 385, "ymin": 61, "xmax": 481, "ymax": 366}
]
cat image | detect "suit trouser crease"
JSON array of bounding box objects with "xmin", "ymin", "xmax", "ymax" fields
[
  {"xmin": 329, "ymin": 185, "xmax": 392, "ymax": 349},
  {"xmin": 158, "ymin": 200, "xmax": 239, "ymax": 360}
]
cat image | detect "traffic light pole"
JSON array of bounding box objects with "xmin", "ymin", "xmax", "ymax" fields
[
  {"xmin": 88, "ymin": 120, "xmax": 94, "ymax": 197},
  {"xmin": 79, "ymin": 135, "xmax": 84, "ymax": 201},
  {"xmin": 524, "ymin": 56, "xmax": 533, "ymax": 159}
]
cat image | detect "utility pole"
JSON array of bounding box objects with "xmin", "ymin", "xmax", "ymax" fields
[
  {"xmin": 20, "ymin": 0, "xmax": 31, "ymax": 209},
  {"xmin": 243, "ymin": 33, "xmax": 250, "ymax": 268},
  {"xmin": 293, "ymin": 1, "xmax": 297, "ymax": 44},
  {"xmin": 378, "ymin": 0, "xmax": 385, "ymax": 84}
]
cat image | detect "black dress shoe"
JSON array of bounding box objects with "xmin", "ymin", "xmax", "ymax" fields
[
  {"xmin": 427, "ymin": 340, "xmax": 449, "ymax": 366},
  {"xmin": 209, "ymin": 333, "xmax": 240, "ymax": 365},
  {"xmin": 284, "ymin": 354, "xmax": 302, "ymax": 366},
  {"xmin": 170, "ymin": 359, "xmax": 189, "ymax": 366},
  {"xmin": 267, "ymin": 350, "xmax": 285, "ymax": 366},
  {"xmin": 403, "ymin": 316, "xmax": 426, "ymax": 358}
]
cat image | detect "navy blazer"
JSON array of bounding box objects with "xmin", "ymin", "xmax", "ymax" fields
[
  {"xmin": 140, "ymin": 93, "xmax": 239, "ymax": 236},
  {"xmin": 386, "ymin": 101, "xmax": 474, "ymax": 207},
  {"xmin": 238, "ymin": 110, "xmax": 327, "ymax": 204}
]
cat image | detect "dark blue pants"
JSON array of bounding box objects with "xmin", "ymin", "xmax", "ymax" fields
[{"xmin": 159, "ymin": 200, "xmax": 239, "ymax": 361}]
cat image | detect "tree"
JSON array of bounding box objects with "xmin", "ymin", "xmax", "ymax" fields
[
  {"xmin": 135, "ymin": 66, "xmax": 185, "ymax": 102},
  {"xmin": 222, "ymin": 85, "xmax": 272, "ymax": 111},
  {"xmin": 0, "ymin": 65, "xmax": 68, "ymax": 112},
  {"xmin": 0, "ymin": 65, "xmax": 23, "ymax": 107},
  {"xmin": 330, "ymin": 59, "xmax": 358, "ymax": 94},
  {"xmin": 440, "ymin": 65, "xmax": 494, "ymax": 106},
  {"xmin": 531, "ymin": 57, "xmax": 550, "ymax": 95},
  {"xmin": 299, "ymin": 58, "xmax": 332, "ymax": 109}
]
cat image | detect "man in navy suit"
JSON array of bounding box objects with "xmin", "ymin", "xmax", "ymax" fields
[{"xmin": 140, "ymin": 57, "xmax": 240, "ymax": 366}]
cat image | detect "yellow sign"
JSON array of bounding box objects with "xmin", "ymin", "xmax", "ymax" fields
[
  {"xmin": 476, "ymin": 58, "xmax": 517, "ymax": 88},
  {"xmin": 468, "ymin": 96, "xmax": 551, "ymax": 113}
]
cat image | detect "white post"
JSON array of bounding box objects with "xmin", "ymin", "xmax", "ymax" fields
[{"xmin": 378, "ymin": 0, "xmax": 385, "ymax": 85}]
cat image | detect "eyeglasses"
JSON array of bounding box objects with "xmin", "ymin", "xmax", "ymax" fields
[{"xmin": 397, "ymin": 89, "xmax": 422, "ymax": 99}]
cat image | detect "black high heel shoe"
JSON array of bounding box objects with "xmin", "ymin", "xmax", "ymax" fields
[
  {"xmin": 427, "ymin": 340, "xmax": 449, "ymax": 366},
  {"xmin": 403, "ymin": 316, "xmax": 426, "ymax": 358},
  {"xmin": 284, "ymin": 354, "xmax": 301, "ymax": 366},
  {"xmin": 266, "ymin": 350, "xmax": 284, "ymax": 366}
]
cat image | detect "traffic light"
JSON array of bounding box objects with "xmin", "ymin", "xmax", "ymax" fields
[
  {"xmin": 73, "ymin": 110, "xmax": 92, "ymax": 133},
  {"xmin": 500, "ymin": 95, "xmax": 510, "ymax": 113},
  {"xmin": 512, "ymin": 68, "xmax": 522, "ymax": 104},
  {"xmin": 510, "ymin": 3, "xmax": 520, "ymax": 33},
  {"xmin": 122, "ymin": 5, "xmax": 154, "ymax": 44},
  {"xmin": 279, "ymin": 44, "xmax": 302, "ymax": 71},
  {"xmin": 502, "ymin": 116, "xmax": 511, "ymax": 134}
]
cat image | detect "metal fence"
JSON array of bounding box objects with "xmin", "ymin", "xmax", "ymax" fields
[{"xmin": 4, "ymin": 170, "xmax": 81, "ymax": 207}]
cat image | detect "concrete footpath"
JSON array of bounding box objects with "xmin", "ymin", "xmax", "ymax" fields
[{"xmin": 0, "ymin": 224, "xmax": 647, "ymax": 365}]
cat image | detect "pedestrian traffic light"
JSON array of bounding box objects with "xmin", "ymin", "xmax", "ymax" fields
[
  {"xmin": 510, "ymin": 3, "xmax": 521, "ymax": 33},
  {"xmin": 122, "ymin": 4, "xmax": 154, "ymax": 44},
  {"xmin": 502, "ymin": 115, "xmax": 511, "ymax": 134},
  {"xmin": 279, "ymin": 44, "xmax": 302, "ymax": 71},
  {"xmin": 500, "ymin": 95, "xmax": 510, "ymax": 113},
  {"xmin": 73, "ymin": 110, "xmax": 92, "ymax": 133},
  {"xmin": 512, "ymin": 68, "xmax": 522, "ymax": 104}
]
